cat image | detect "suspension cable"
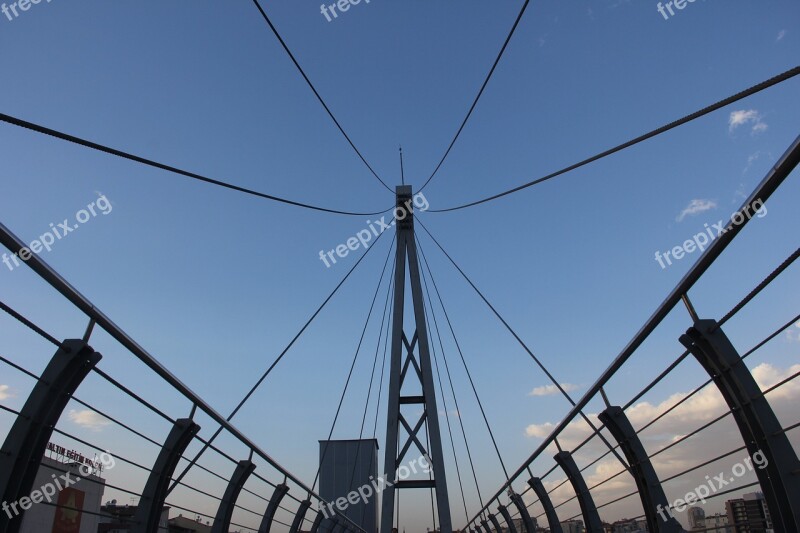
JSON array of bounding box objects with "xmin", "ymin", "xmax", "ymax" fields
[
  {"xmin": 418, "ymin": 235, "xmax": 510, "ymax": 484},
  {"xmin": 168, "ymin": 228, "xmax": 389, "ymax": 495},
  {"xmin": 417, "ymin": 218, "xmax": 630, "ymax": 472},
  {"xmin": 0, "ymin": 112, "xmax": 392, "ymax": 216},
  {"xmin": 419, "ymin": 262, "xmax": 472, "ymax": 522},
  {"xmin": 428, "ymin": 66, "xmax": 800, "ymax": 212},
  {"xmin": 344, "ymin": 262, "xmax": 394, "ymax": 518},
  {"xmin": 418, "ymin": 0, "xmax": 532, "ymax": 193},
  {"xmin": 247, "ymin": 0, "xmax": 392, "ymax": 193},
  {"xmin": 314, "ymin": 235, "xmax": 396, "ymax": 490}
]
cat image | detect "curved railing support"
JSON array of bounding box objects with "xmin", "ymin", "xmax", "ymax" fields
[
  {"xmin": 681, "ymin": 319, "xmax": 800, "ymax": 532},
  {"xmin": 527, "ymin": 477, "xmax": 562, "ymax": 533},
  {"xmin": 131, "ymin": 418, "xmax": 201, "ymax": 533},
  {"xmin": 211, "ymin": 459, "xmax": 256, "ymax": 533},
  {"xmin": 554, "ymin": 451, "xmax": 603, "ymax": 533},
  {"xmin": 0, "ymin": 339, "xmax": 101, "ymax": 533}
]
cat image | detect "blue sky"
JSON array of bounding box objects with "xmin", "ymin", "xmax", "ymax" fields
[{"xmin": 1, "ymin": 0, "xmax": 799, "ymax": 530}]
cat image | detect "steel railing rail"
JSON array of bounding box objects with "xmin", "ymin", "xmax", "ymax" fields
[
  {"xmin": 464, "ymin": 134, "xmax": 800, "ymax": 529},
  {"xmin": 0, "ymin": 222, "xmax": 366, "ymax": 533}
]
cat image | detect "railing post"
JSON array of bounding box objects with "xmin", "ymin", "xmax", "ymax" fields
[
  {"xmin": 488, "ymin": 512, "xmax": 503, "ymax": 532},
  {"xmin": 211, "ymin": 460, "xmax": 256, "ymax": 533},
  {"xmin": 130, "ymin": 418, "xmax": 201, "ymax": 533},
  {"xmin": 599, "ymin": 406, "xmax": 681, "ymax": 532},
  {"xmin": 309, "ymin": 510, "xmax": 325, "ymax": 533},
  {"xmin": 554, "ymin": 451, "xmax": 603, "ymax": 533},
  {"xmin": 497, "ymin": 503, "xmax": 517, "ymax": 533},
  {"xmin": 0, "ymin": 339, "xmax": 101, "ymax": 533},
  {"xmin": 681, "ymin": 319, "xmax": 800, "ymax": 532},
  {"xmin": 527, "ymin": 478, "xmax": 562, "ymax": 533},
  {"xmin": 258, "ymin": 483, "xmax": 289, "ymax": 533},
  {"xmin": 289, "ymin": 499, "xmax": 312, "ymax": 533}
]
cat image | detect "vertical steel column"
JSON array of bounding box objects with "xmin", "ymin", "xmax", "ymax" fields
[
  {"xmin": 258, "ymin": 483, "xmax": 290, "ymax": 533},
  {"xmin": 509, "ymin": 492, "xmax": 535, "ymax": 533},
  {"xmin": 211, "ymin": 460, "xmax": 256, "ymax": 533},
  {"xmin": 599, "ymin": 406, "xmax": 681, "ymax": 533},
  {"xmin": 681, "ymin": 319, "xmax": 800, "ymax": 532},
  {"xmin": 553, "ymin": 452, "xmax": 603, "ymax": 533},
  {"xmin": 380, "ymin": 185, "xmax": 452, "ymax": 533},
  {"xmin": 131, "ymin": 418, "xmax": 201, "ymax": 533},
  {"xmin": 497, "ymin": 504, "xmax": 518, "ymax": 533},
  {"xmin": 289, "ymin": 499, "xmax": 312, "ymax": 533},
  {"xmin": 0, "ymin": 339, "xmax": 101, "ymax": 533},
  {"xmin": 527, "ymin": 478, "xmax": 562, "ymax": 533}
]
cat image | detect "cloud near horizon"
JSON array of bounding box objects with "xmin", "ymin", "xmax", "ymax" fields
[
  {"xmin": 528, "ymin": 383, "xmax": 579, "ymax": 397},
  {"xmin": 68, "ymin": 409, "xmax": 111, "ymax": 432},
  {"xmin": 0, "ymin": 385, "xmax": 12, "ymax": 401},
  {"xmin": 522, "ymin": 363, "xmax": 800, "ymax": 522}
]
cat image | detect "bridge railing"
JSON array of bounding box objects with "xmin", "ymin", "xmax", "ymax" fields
[
  {"xmin": 0, "ymin": 221, "xmax": 363, "ymax": 533},
  {"xmin": 464, "ymin": 137, "xmax": 800, "ymax": 533}
]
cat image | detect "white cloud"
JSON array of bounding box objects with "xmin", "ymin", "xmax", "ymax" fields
[
  {"xmin": 729, "ymin": 110, "xmax": 768, "ymax": 135},
  {"xmin": 676, "ymin": 199, "xmax": 717, "ymax": 222},
  {"xmin": 0, "ymin": 385, "xmax": 13, "ymax": 401},
  {"xmin": 528, "ymin": 383, "xmax": 579, "ymax": 397},
  {"xmin": 524, "ymin": 363, "xmax": 799, "ymax": 450},
  {"xmin": 743, "ymin": 150, "xmax": 770, "ymax": 175},
  {"xmin": 777, "ymin": 30, "xmax": 787, "ymax": 41},
  {"xmin": 786, "ymin": 322, "xmax": 800, "ymax": 343},
  {"xmin": 525, "ymin": 421, "xmax": 556, "ymax": 438},
  {"xmin": 522, "ymin": 363, "xmax": 800, "ymax": 521},
  {"xmin": 68, "ymin": 409, "xmax": 110, "ymax": 432}
]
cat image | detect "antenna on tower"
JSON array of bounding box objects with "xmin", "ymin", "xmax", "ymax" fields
[{"xmin": 399, "ymin": 145, "xmax": 405, "ymax": 185}]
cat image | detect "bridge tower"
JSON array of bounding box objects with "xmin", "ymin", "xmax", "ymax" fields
[{"xmin": 380, "ymin": 185, "xmax": 452, "ymax": 533}]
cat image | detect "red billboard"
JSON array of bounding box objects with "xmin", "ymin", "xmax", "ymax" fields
[{"xmin": 51, "ymin": 488, "xmax": 84, "ymax": 533}]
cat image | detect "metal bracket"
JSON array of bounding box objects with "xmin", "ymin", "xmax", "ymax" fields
[
  {"xmin": 0, "ymin": 339, "xmax": 101, "ymax": 533},
  {"xmin": 211, "ymin": 460, "xmax": 256, "ymax": 533},
  {"xmin": 554, "ymin": 451, "xmax": 603, "ymax": 533},
  {"xmin": 258, "ymin": 483, "xmax": 290, "ymax": 533},
  {"xmin": 509, "ymin": 492, "xmax": 537, "ymax": 533},
  {"xmin": 331, "ymin": 515, "xmax": 345, "ymax": 533},
  {"xmin": 131, "ymin": 418, "xmax": 201, "ymax": 533},
  {"xmin": 497, "ymin": 504, "xmax": 517, "ymax": 533},
  {"xmin": 309, "ymin": 510, "xmax": 325, "ymax": 533},
  {"xmin": 681, "ymin": 319, "xmax": 800, "ymax": 532},
  {"xmin": 527, "ymin": 477, "xmax": 562, "ymax": 533},
  {"xmin": 289, "ymin": 499, "xmax": 312, "ymax": 533},
  {"xmin": 488, "ymin": 513, "xmax": 503, "ymax": 533},
  {"xmin": 599, "ymin": 406, "xmax": 681, "ymax": 533}
]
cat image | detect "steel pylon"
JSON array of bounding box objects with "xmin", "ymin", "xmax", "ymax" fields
[{"xmin": 380, "ymin": 185, "xmax": 452, "ymax": 533}]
